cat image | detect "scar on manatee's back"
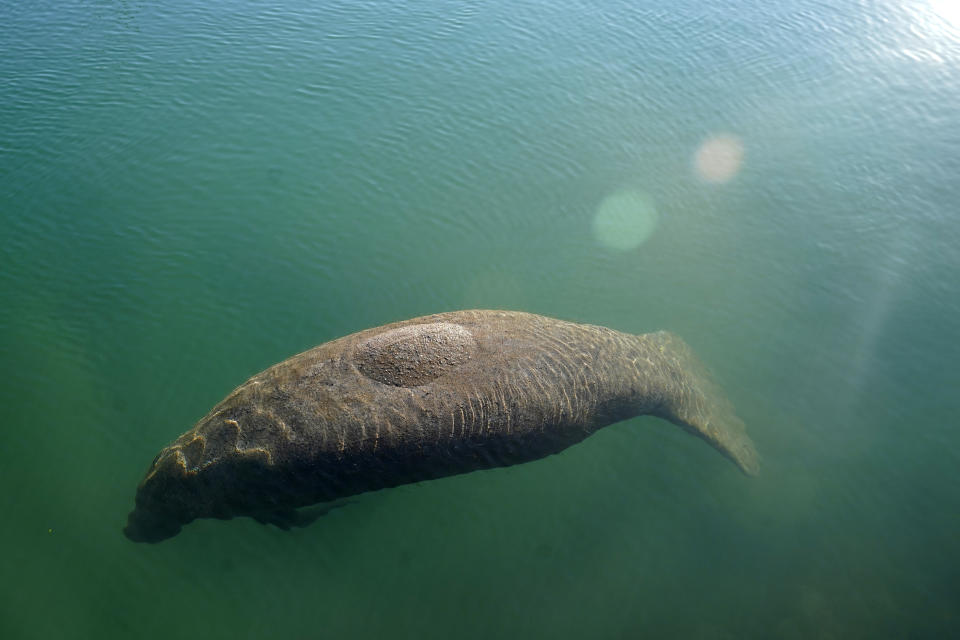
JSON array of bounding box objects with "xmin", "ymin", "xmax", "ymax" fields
[{"xmin": 353, "ymin": 322, "xmax": 477, "ymax": 387}]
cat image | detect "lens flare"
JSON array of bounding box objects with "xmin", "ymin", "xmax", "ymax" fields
[
  {"xmin": 592, "ymin": 189, "xmax": 659, "ymax": 251},
  {"xmin": 694, "ymin": 134, "xmax": 745, "ymax": 184}
]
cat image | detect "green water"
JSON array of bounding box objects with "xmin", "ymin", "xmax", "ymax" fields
[{"xmin": 2, "ymin": 0, "xmax": 959, "ymax": 637}]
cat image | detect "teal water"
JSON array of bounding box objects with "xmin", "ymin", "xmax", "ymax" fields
[{"xmin": 2, "ymin": 0, "xmax": 959, "ymax": 637}]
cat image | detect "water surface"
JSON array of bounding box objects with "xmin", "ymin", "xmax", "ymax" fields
[{"xmin": 1, "ymin": 1, "xmax": 958, "ymax": 638}]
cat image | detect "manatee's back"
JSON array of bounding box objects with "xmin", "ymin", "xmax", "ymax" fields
[{"xmin": 204, "ymin": 310, "xmax": 647, "ymax": 502}]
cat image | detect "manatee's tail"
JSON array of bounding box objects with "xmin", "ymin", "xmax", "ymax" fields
[{"xmin": 650, "ymin": 331, "xmax": 760, "ymax": 476}]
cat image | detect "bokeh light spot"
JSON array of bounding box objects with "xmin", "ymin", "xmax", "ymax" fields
[
  {"xmin": 694, "ymin": 134, "xmax": 745, "ymax": 183},
  {"xmin": 592, "ymin": 189, "xmax": 658, "ymax": 251}
]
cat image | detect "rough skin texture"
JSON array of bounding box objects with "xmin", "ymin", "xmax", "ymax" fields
[{"xmin": 125, "ymin": 310, "xmax": 759, "ymax": 542}]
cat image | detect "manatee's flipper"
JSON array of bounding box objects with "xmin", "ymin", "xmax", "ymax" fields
[
  {"xmin": 252, "ymin": 508, "xmax": 301, "ymax": 530},
  {"xmin": 298, "ymin": 500, "xmax": 355, "ymax": 522},
  {"xmin": 252, "ymin": 501, "xmax": 355, "ymax": 531},
  {"xmin": 650, "ymin": 331, "xmax": 760, "ymax": 475}
]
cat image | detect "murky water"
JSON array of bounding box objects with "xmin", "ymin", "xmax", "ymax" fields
[{"xmin": 2, "ymin": 1, "xmax": 958, "ymax": 637}]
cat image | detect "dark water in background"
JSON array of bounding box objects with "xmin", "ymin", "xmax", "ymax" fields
[{"xmin": 2, "ymin": 0, "xmax": 959, "ymax": 637}]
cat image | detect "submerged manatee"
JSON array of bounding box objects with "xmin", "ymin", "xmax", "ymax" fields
[{"xmin": 125, "ymin": 310, "xmax": 758, "ymax": 543}]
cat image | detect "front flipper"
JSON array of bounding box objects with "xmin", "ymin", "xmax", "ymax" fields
[{"xmin": 251, "ymin": 501, "xmax": 354, "ymax": 531}]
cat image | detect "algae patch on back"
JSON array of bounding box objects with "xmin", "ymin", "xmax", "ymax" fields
[{"xmin": 353, "ymin": 322, "xmax": 477, "ymax": 387}]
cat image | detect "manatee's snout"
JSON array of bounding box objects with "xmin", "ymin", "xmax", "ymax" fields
[
  {"xmin": 124, "ymin": 508, "xmax": 182, "ymax": 543},
  {"xmin": 124, "ymin": 447, "xmax": 194, "ymax": 544}
]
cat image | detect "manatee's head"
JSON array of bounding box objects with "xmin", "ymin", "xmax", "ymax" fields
[
  {"xmin": 125, "ymin": 410, "xmax": 282, "ymax": 543},
  {"xmin": 124, "ymin": 447, "xmax": 197, "ymax": 543}
]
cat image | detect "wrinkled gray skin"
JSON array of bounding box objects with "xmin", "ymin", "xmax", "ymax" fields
[{"xmin": 125, "ymin": 310, "xmax": 758, "ymax": 543}]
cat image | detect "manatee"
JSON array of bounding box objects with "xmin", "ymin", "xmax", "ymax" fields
[{"xmin": 125, "ymin": 310, "xmax": 758, "ymax": 543}]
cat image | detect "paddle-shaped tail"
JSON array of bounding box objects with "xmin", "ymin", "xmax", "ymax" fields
[{"xmin": 649, "ymin": 331, "xmax": 760, "ymax": 475}]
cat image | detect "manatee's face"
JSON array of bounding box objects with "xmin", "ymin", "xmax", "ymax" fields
[
  {"xmin": 124, "ymin": 448, "xmax": 193, "ymax": 543},
  {"xmin": 125, "ymin": 414, "xmax": 280, "ymax": 543},
  {"xmin": 124, "ymin": 503, "xmax": 183, "ymax": 543}
]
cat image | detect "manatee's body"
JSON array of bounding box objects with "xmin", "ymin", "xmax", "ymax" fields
[{"xmin": 125, "ymin": 310, "xmax": 758, "ymax": 542}]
